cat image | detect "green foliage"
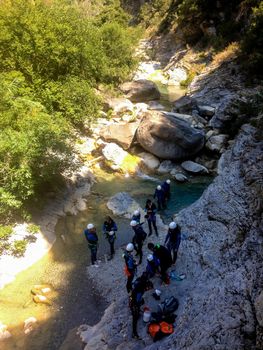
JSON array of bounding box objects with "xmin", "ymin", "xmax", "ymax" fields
[
  {"xmin": 0, "ymin": 225, "xmax": 13, "ymax": 240},
  {"xmin": 27, "ymin": 224, "xmax": 40, "ymax": 235},
  {"xmin": 12, "ymin": 239, "xmax": 28, "ymax": 257},
  {"xmin": 241, "ymin": 1, "xmax": 263, "ymax": 75},
  {"xmin": 0, "ymin": 0, "xmax": 138, "ymax": 220},
  {"xmin": 180, "ymin": 70, "xmax": 196, "ymax": 87}
]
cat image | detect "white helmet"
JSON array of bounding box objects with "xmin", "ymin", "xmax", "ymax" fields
[
  {"xmin": 147, "ymin": 254, "xmax": 154, "ymax": 261},
  {"xmin": 87, "ymin": 223, "xmax": 94, "ymax": 230},
  {"xmin": 169, "ymin": 221, "xmax": 177, "ymax": 229},
  {"xmin": 133, "ymin": 210, "xmax": 140, "ymax": 216},
  {"xmin": 130, "ymin": 220, "xmax": 137, "ymax": 227},
  {"xmin": 157, "ymin": 185, "xmax": 162, "ymax": 190},
  {"xmin": 109, "ymin": 231, "xmax": 115, "ymax": 236},
  {"xmin": 126, "ymin": 243, "xmax": 134, "ymax": 252},
  {"xmin": 166, "ymin": 179, "xmax": 171, "ymax": 184}
]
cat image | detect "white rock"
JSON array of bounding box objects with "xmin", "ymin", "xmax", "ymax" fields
[
  {"xmin": 148, "ymin": 101, "xmax": 165, "ymax": 110},
  {"xmin": 167, "ymin": 67, "xmax": 187, "ymax": 86},
  {"xmin": 102, "ymin": 143, "xmax": 128, "ymax": 169},
  {"xmin": 107, "ymin": 98, "xmax": 134, "ymax": 114},
  {"xmin": 164, "ymin": 111, "xmax": 194, "ymax": 124},
  {"xmin": 138, "ymin": 152, "xmax": 160, "ymax": 170},
  {"xmin": 0, "ymin": 323, "xmax": 11, "ymax": 340},
  {"xmin": 181, "ymin": 160, "xmax": 209, "ymax": 174}
]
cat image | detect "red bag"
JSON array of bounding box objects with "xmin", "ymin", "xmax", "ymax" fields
[
  {"xmin": 124, "ymin": 265, "xmax": 131, "ymax": 277},
  {"xmin": 160, "ymin": 321, "xmax": 173, "ymax": 334},
  {"xmin": 148, "ymin": 323, "xmax": 160, "ymax": 338}
]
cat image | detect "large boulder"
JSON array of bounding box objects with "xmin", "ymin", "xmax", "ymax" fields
[
  {"xmin": 120, "ymin": 80, "xmax": 160, "ymax": 102},
  {"xmin": 100, "ymin": 122, "xmax": 139, "ymax": 150},
  {"xmin": 107, "ymin": 192, "xmax": 140, "ymax": 218},
  {"xmin": 136, "ymin": 111, "xmax": 205, "ymax": 160}
]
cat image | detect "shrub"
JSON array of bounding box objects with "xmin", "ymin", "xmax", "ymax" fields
[
  {"xmin": 12, "ymin": 240, "xmax": 28, "ymax": 257},
  {"xmin": 0, "ymin": 225, "xmax": 13, "ymax": 240},
  {"xmin": 27, "ymin": 224, "xmax": 40, "ymax": 235}
]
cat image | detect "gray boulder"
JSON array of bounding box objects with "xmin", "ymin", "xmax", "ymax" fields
[
  {"xmin": 136, "ymin": 111, "xmax": 205, "ymax": 160},
  {"xmin": 173, "ymin": 173, "xmax": 188, "ymax": 182},
  {"xmin": 181, "ymin": 160, "xmax": 209, "ymax": 174},
  {"xmin": 206, "ymin": 134, "xmax": 228, "ymax": 153},
  {"xmin": 173, "ymin": 95, "xmax": 197, "ymax": 114},
  {"xmin": 157, "ymin": 160, "xmax": 174, "ymax": 174},
  {"xmin": 119, "ymin": 80, "xmax": 160, "ymax": 102},
  {"xmin": 197, "ymin": 104, "xmax": 216, "ymax": 117},
  {"xmin": 100, "ymin": 122, "xmax": 139, "ymax": 150}
]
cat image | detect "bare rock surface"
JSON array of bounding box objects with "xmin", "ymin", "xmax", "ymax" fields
[
  {"xmin": 79, "ymin": 124, "xmax": 263, "ymax": 350},
  {"xmin": 136, "ymin": 111, "xmax": 205, "ymax": 160}
]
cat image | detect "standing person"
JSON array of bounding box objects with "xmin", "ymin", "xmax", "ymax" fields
[
  {"xmin": 145, "ymin": 199, "xmax": 158, "ymax": 237},
  {"xmin": 145, "ymin": 254, "xmax": 160, "ymax": 279},
  {"xmin": 123, "ymin": 243, "xmax": 137, "ymax": 293},
  {"xmin": 103, "ymin": 216, "xmax": 118, "ymax": 258},
  {"xmin": 165, "ymin": 221, "xmax": 181, "ymax": 264},
  {"xmin": 129, "ymin": 273, "xmax": 149, "ymax": 339},
  {"xmin": 84, "ymin": 223, "xmax": 99, "ymax": 266},
  {"xmin": 130, "ymin": 220, "xmax": 147, "ymax": 265},
  {"xmin": 148, "ymin": 242, "xmax": 172, "ymax": 283},
  {"xmin": 154, "ymin": 185, "xmax": 165, "ymax": 210},
  {"xmin": 162, "ymin": 179, "xmax": 171, "ymax": 202},
  {"xmin": 132, "ymin": 209, "xmax": 141, "ymax": 224}
]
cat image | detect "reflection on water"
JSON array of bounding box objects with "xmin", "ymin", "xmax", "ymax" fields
[{"xmin": 0, "ymin": 170, "xmax": 212, "ymax": 350}]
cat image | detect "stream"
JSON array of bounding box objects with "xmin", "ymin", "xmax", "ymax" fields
[{"xmin": 0, "ymin": 84, "xmax": 212, "ymax": 350}]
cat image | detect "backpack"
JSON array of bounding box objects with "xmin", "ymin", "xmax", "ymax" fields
[
  {"xmin": 148, "ymin": 321, "xmax": 174, "ymax": 341},
  {"xmin": 159, "ymin": 296, "xmax": 179, "ymax": 315}
]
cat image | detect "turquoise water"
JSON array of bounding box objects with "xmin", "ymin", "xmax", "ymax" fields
[{"xmin": 56, "ymin": 172, "xmax": 213, "ymax": 256}]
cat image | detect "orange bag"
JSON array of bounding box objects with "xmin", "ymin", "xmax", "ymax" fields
[
  {"xmin": 148, "ymin": 323, "xmax": 160, "ymax": 338},
  {"xmin": 124, "ymin": 265, "xmax": 131, "ymax": 277},
  {"xmin": 160, "ymin": 321, "xmax": 174, "ymax": 334}
]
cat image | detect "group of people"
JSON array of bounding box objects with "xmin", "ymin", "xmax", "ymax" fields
[{"xmin": 83, "ymin": 178, "xmax": 181, "ymax": 339}]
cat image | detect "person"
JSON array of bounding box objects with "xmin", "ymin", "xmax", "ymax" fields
[
  {"xmin": 145, "ymin": 254, "xmax": 160, "ymax": 279},
  {"xmin": 103, "ymin": 216, "xmax": 118, "ymax": 258},
  {"xmin": 130, "ymin": 220, "xmax": 147, "ymax": 265},
  {"xmin": 84, "ymin": 223, "xmax": 99, "ymax": 266},
  {"xmin": 154, "ymin": 185, "xmax": 166, "ymax": 210},
  {"xmin": 132, "ymin": 209, "xmax": 141, "ymax": 224},
  {"xmin": 145, "ymin": 199, "xmax": 158, "ymax": 237},
  {"xmin": 148, "ymin": 242, "xmax": 172, "ymax": 283},
  {"xmin": 161, "ymin": 179, "xmax": 171, "ymax": 202},
  {"xmin": 165, "ymin": 221, "xmax": 181, "ymax": 264},
  {"xmin": 123, "ymin": 243, "xmax": 137, "ymax": 293},
  {"xmin": 129, "ymin": 272, "xmax": 149, "ymax": 339}
]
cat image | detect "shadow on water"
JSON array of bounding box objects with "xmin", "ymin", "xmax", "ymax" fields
[{"xmin": 0, "ymin": 171, "xmax": 212, "ymax": 350}]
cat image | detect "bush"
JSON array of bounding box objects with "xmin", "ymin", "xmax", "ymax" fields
[
  {"xmin": 27, "ymin": 224, "xmax": 40, "ymax": 235},
  {"xmin": 241, "ymin": 1, "xmax": 263, "ymax": 75},
  {"xmin": 0, "ymin": 225, "xmax": 13, "ymax": 240},
  {"xmin": 12, "ymin": 240, "xmax": 28, "ymax": 257}
]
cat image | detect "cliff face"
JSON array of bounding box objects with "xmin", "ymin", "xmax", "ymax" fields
[{"xmin": 168, "ymin": 124, "xmax": 263, "ymax": 350}]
